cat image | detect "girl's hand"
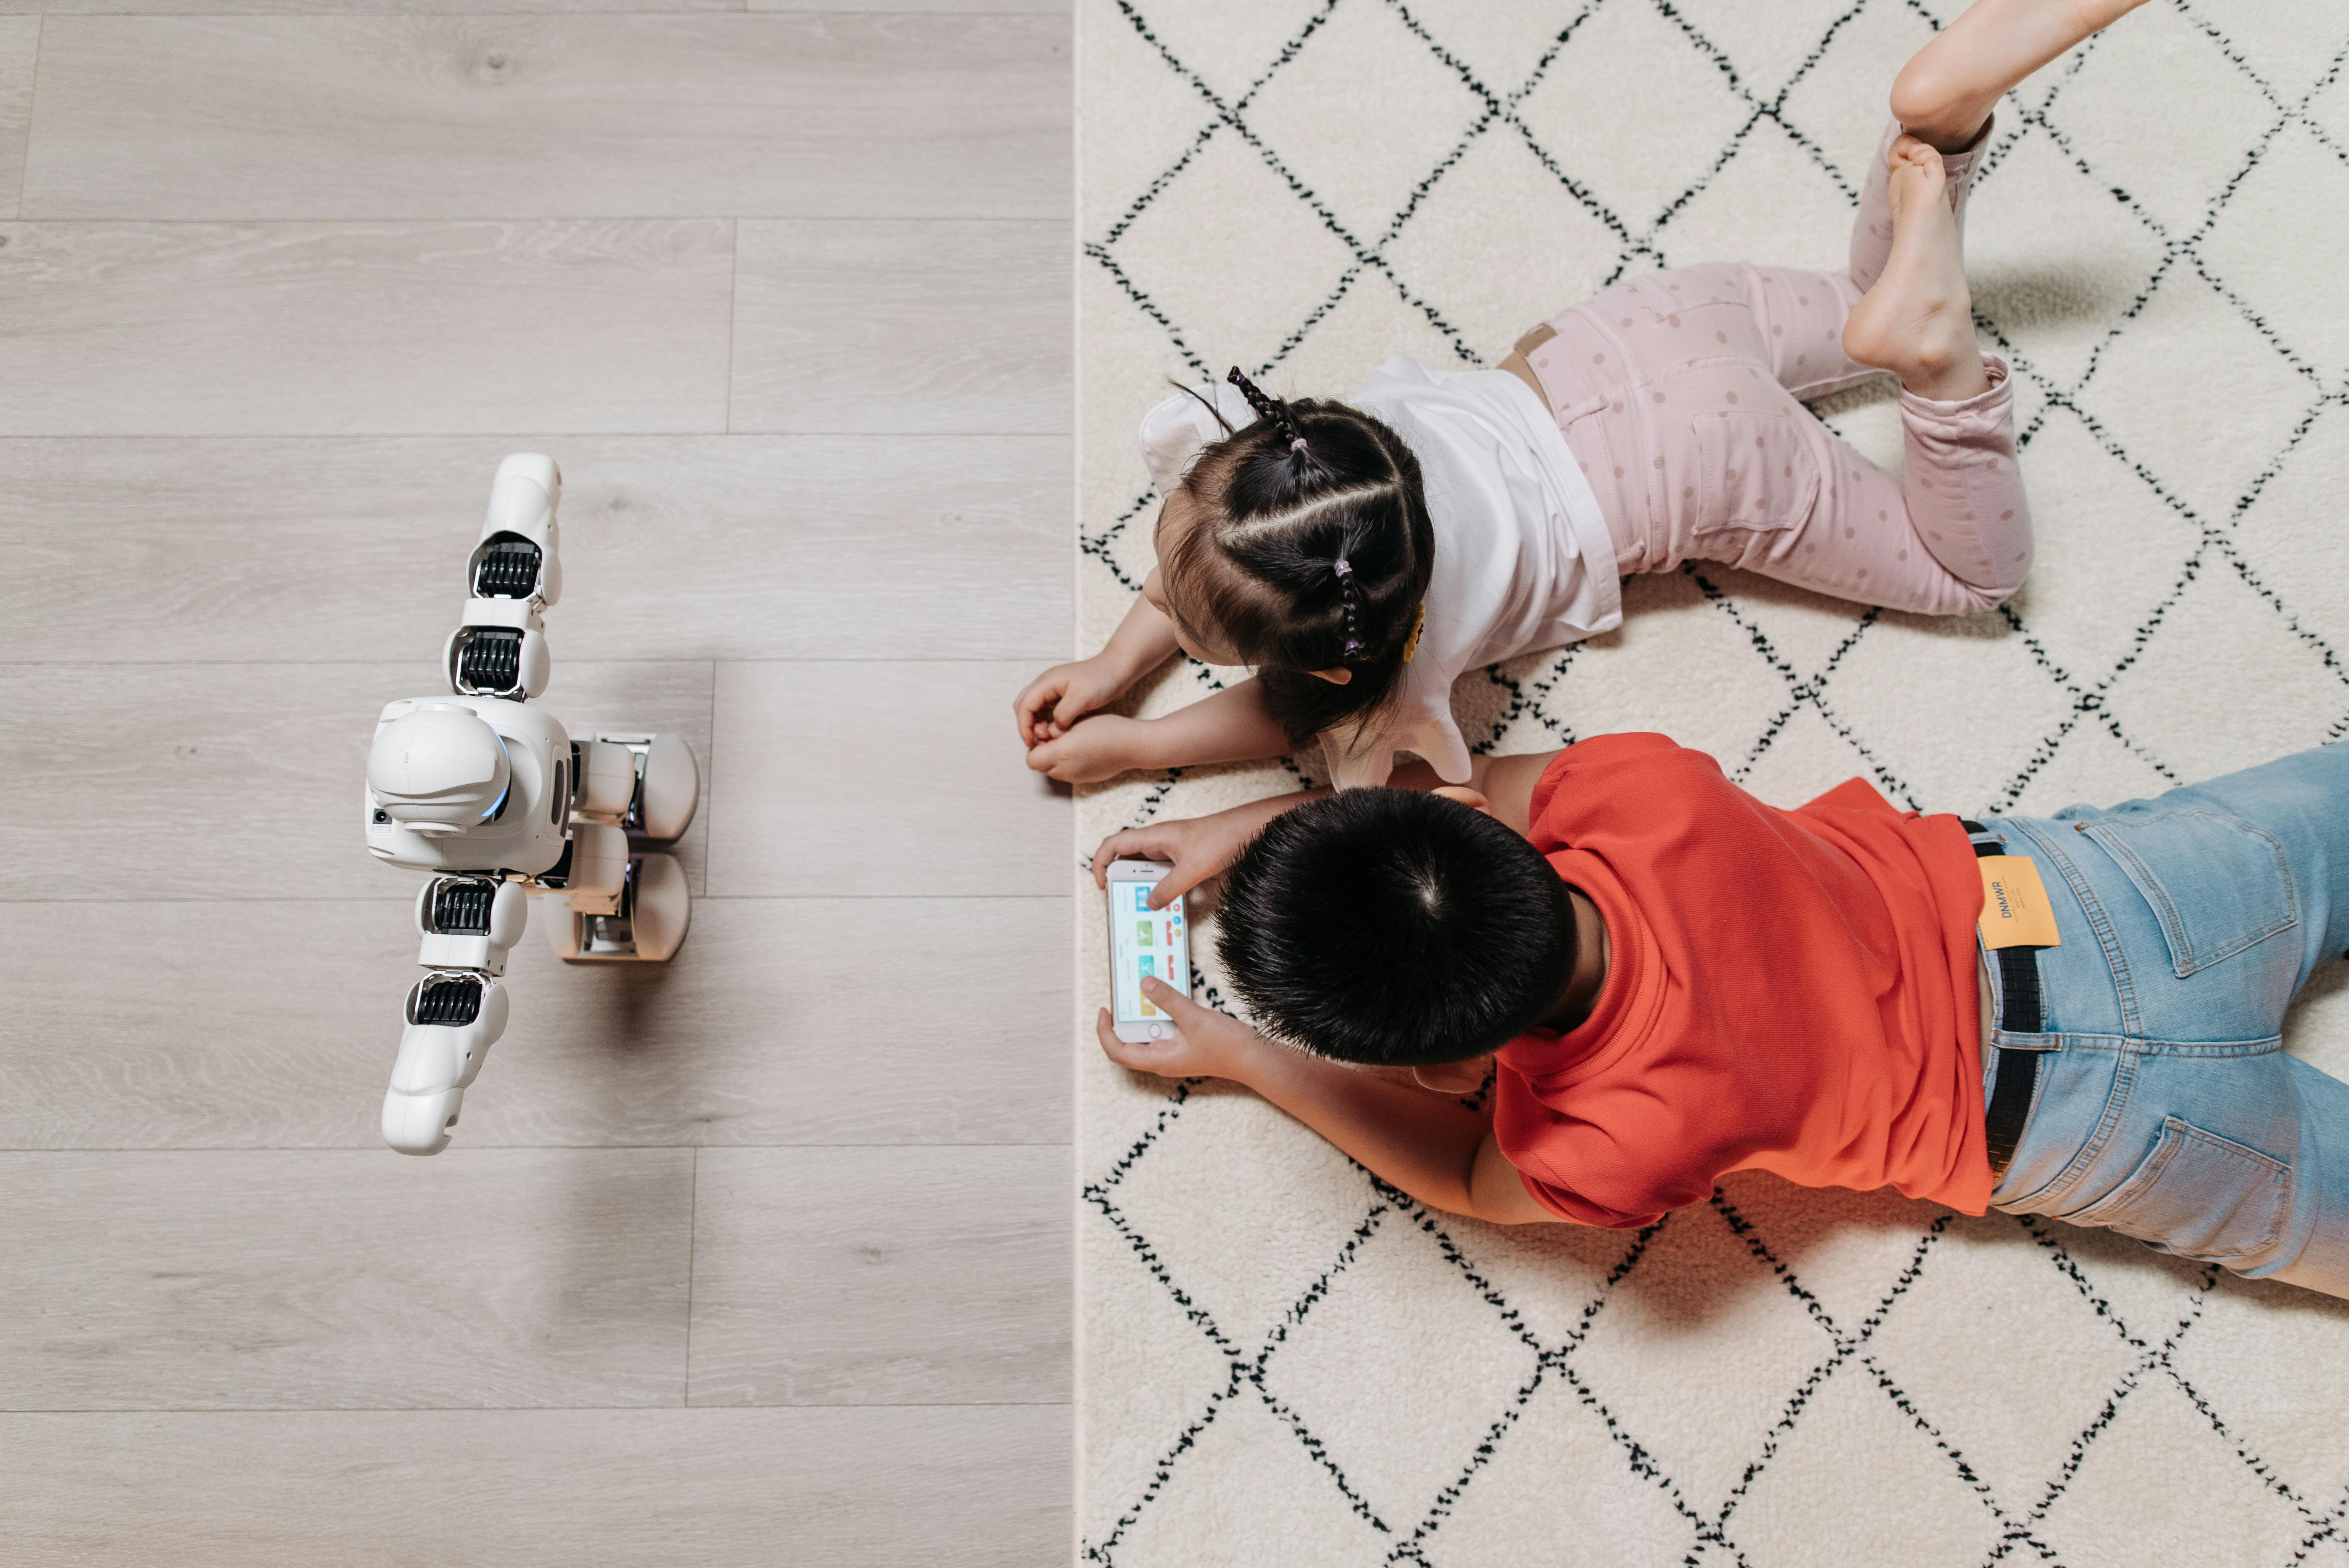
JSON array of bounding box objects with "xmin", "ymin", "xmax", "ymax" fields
[
  {"xmin": 1095, "ymin": 979, "xmax": 1265, "ymax": 1082},
  {"xmin": 1091, "ymin": 809, "xmax": 1265, "ymax": 908},
  {"xmin": 1014, "ymin": 656, "xmax": 1130, "ymax": 748},
  {"xmin": 1025, "ymin": 714, "xmax": 1156, "ymax": 783}
]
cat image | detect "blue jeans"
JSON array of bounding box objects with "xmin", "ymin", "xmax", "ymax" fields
[{"xmin": 1979, "ymin": 744, "xmax": 2349, "ymax": 1295}]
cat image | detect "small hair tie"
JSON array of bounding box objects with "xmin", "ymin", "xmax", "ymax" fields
[
  {"xmin": 1401, "ymin": 603, "xmax": 1427, "ymax": 663},
  {"xmin": 1331, "ymin": 556, "xmax": 1353, "ymax": 579},
  {"xmin": 1227, "ymin": 366, "xmax": 1306, "ymax": 450},
  {"xmin": 1343, "ymin": 639, "xmax": 1364, "ymax": 655}
]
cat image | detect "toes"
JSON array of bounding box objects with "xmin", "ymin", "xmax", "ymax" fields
[
  {"xmin": 1883, "ymin": 146, "xmax": 1948, "ymax": 221},
  {"xmin": 1890, "ymin": 140, "xmax": 1945, "ymax": 179}
]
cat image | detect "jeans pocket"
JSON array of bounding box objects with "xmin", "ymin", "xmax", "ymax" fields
[
  {"xmin": 1688, "ymin": 412, "xmax": 1820, "ymax": 537},
  {"xmin": 2076, "ymin": 809, "xmax": 2297, "ymax": 977},
  {"xmin": 2061, "ymin": 1115, "xmax": 2289, "ymax": 1260}
]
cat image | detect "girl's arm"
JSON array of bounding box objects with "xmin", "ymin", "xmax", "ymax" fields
[
  {"xmin": 1092, "ymin": 579, "xmax": 1184, "ymax": 701},
  {"xmin": 1026, "ymin": 676, "xmax": 1292, "ymax": 783},
  {"xmin": 1096, "ymin": 979, "xmax": 1558, "ymax": 1225},
  {"xmin": 1014, "ymin": 580, "xmax": 1183, "ymax": 748}
]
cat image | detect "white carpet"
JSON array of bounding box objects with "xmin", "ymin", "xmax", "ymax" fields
[{"xmin": 1073, "ymin": 3, "xmax": 2349, "ymax": 1563}]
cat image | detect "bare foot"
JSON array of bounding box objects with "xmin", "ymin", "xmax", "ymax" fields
[
  {"xmin": 1842, "ymin": 138, "xmax": 1988, "ymax": 403},
  {"xmin": 1892, "ymin": 0, "xmax": 2152, "ymax": 153}
]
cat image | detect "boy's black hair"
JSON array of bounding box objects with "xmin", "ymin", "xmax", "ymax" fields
[
  {"xmin": 1160, "ymin": 371, "xmax": 1435, "ymax": 752},
  {"xmin": 1214, "ymin": 788, "xmax": 1577, "ymax": 1068}
]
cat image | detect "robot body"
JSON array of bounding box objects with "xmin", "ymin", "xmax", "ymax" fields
[
  {"xmin": 362, "ymin": 455, "xmax": 698, "ymax": 1155},
  {"xmin": 365, "ymin": 695, "xmax": 571, "ymax": 880}
]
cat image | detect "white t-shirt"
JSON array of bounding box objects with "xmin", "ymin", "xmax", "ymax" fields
[{"xmin": 1135, "ymin": 358, "xmax": 1620, "ymax": 788}]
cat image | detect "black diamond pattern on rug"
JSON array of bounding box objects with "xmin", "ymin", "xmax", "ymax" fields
[{"xmin": 1076, "ymin": 3, "xmax": 2349, "ymax": 1563}]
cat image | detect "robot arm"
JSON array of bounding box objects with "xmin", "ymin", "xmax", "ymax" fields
[
  {"xmin": 383, "ymin": 879, "xmax": 524, "ymax": 1155},
  {"xmin": 445, "ymin": 454, "xmax": 561, "ymax": 702},
  {"xmin": 379, "ymin": 845, "xmax": 632, "ymax": 1155}
]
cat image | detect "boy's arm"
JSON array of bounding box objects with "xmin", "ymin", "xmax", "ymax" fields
[
  {"xmin": 1099, "ymin": 979, "xmax": 1559, "ymax": 1226},
  {"xmin": 1088, "ymin": 745, "xmax": 1568, "ymax": 903}
]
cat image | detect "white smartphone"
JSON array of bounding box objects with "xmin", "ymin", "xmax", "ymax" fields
[{"xmin": 1106, "ymin": 859, "xmax": 1191, "ymax": 1044}]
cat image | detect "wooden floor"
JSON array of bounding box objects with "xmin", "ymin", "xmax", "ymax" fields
[{"xmin": 0, "ymin": 7, "xmax": 1073, "ymax": 1564}]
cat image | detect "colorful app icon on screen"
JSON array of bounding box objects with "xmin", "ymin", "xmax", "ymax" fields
[{"xmin": 1137, "ymin": 920, "xmax": 1153, "ymax": 947}]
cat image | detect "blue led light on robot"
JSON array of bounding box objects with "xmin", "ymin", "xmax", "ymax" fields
[{"xmin": 480, "ymin": 731, "xmax": 513, "ymax": 820}]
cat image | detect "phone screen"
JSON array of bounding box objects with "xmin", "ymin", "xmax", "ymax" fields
[{"xmin": 1109, "ymin": 874, "xmax": 1189, "ymax": 1024}]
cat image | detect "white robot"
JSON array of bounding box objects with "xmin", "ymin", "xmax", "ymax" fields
[{"xmin": 362, "ymin": 454, "xmax": 699, "ymax": 1155}]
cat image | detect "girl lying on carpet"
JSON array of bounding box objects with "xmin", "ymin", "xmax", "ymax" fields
[{"xmin": 1016, "ymin": 0, "xmax": 2147, "ymax": 791}]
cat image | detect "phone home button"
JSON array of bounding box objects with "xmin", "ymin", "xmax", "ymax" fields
[{"xmin": 1149, "ymin": 1023, "xmax": 1169, "ymax": 1039}]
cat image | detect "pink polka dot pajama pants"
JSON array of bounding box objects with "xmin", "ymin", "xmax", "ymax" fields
[{"xmin": 1513, "ymin": 122, "xmax": 2030, "ymax": 616}]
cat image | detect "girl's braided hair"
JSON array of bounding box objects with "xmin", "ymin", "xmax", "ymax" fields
[{"xmin": 1159, "ymin": 368, "xmax": 1434, "ymax": 750}]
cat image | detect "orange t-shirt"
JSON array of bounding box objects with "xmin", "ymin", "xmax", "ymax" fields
[{"xmin": 1493, "ymin": 733, "xmax": 1991, "ymax": 1228}]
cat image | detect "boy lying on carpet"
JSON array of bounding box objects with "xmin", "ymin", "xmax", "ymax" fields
[
  {"xmin": 1019, "ymin": 0, "xmax": 2147, "ymax": 791},
  {"xmin": 1091, "ymin": 735, "xmax": 2349, "ymax": 1298}
]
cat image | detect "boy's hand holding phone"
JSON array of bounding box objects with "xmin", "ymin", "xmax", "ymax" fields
[
  {"xmin": 1091, "ymin": 789, "xmax": 1319, "ymax": 909},
  {"xmin": 1095, "ymin": 838, "xmax": 1280, "ymax": 1084},
  {"xmin": 1104, "ymin": 858, "xmax": 1197, "ymax": 1044},
  {"xmin": 1092, "ymin": 818, "xmax": 1236, "ymax": 908},
  {"xmin": 1097, "ymin": 977, "xmax": 1263, "ymax": 1082}
]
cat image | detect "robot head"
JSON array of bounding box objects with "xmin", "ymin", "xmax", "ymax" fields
[{"xmin": 367, "ymin": 703, "xmax": 513, "ymax": 836}]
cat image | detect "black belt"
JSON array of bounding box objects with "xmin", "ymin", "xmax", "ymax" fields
[{"xmin": 1961, "ymin": 820, "xmax": 2047, "ymax": 1180}]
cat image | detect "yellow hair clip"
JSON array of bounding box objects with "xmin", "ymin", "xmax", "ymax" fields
[{"xmin": 1402, "ymin": 603, "xmax": 1426, "ymax": 663}]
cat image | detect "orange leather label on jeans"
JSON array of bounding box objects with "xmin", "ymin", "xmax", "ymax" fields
[{"xmin": 1978, "ymin": 855, "xmax": 2061, "ymax": 948}]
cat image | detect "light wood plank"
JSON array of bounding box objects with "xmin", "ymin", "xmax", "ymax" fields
[
  {"xmin": 0, "ymin": 1148, "xmax": 693, "ymax": 1409},
  {"xmin": 730, "ymin": 220, "xmax": 1071, "ymax": 434},
  {"xmin": 0, "ymin": 1406, "xmax": 1067, "ymax": 1568},
  {"xmin": 0, "ymin": 660, "xmax": 712, "ymax": 900},
  {"xmin": 689, "ymin": 1145, "xmax": 1069, "ymax": 1406},
  {"xmin": 0, "ymin": 220, "xmax": 732, "ymax": 435},
  {"xmin": 0, "ymin": 896, "xmax": 1070, "ymax": 1149},
  {"xmin": 756, "ymin": 0, "xmax": 1067, "ymax": 9},
  {"xmin": 0, "ymin": 0, "xmax": 1065, "ymax": 7},
  {"xmin": 0, "ymin": 4, "xmax": 1077, "ymax": 1559},
  {"xmin": 0, "ymin": 18, "xmax": 36, "ymax": 218},
  {"xmin": 9, "ymin": 0, "xmax": 741, "ymax": 13},
  {"xmin": 0, "ymin": 434, "xmax": 1069, "ymax": 663},
  {"xmin": 22, "ymin": 16, "xmax": 1069, "ymax": 220},
  {"xmin": 706, "ymin": 660, "xmax": 1068, "ymax": 898}
]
